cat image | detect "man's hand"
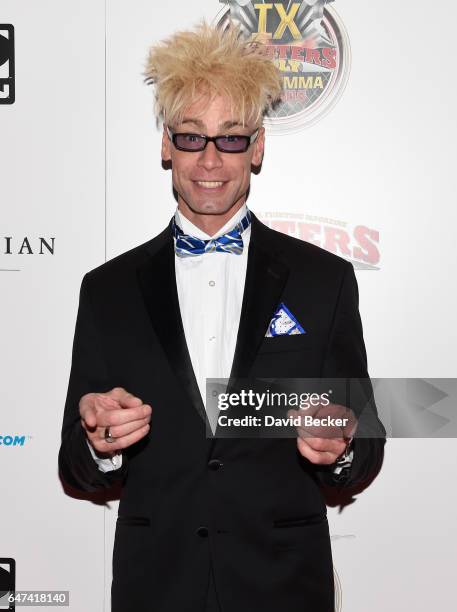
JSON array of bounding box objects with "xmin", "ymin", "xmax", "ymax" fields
[
  {"xmin": 288, "ymin": 402, "xmax": 357, "ymax": 465},
  {"xmin": 80, "ymin": 387, "xmax": 152, "ymax": 457}
]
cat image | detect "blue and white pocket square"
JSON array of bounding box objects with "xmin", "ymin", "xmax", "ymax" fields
[{"xmin": 265, "ymin": 303, "xmax": 306, "ymax": 337}]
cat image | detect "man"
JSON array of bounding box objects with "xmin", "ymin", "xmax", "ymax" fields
[{"xmin": 59, "ymin": 21, "xmax": 385, "ymax": 612}]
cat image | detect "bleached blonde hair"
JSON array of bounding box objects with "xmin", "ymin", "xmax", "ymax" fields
[{"xmin": 144, "ymin": 20, "xmax": 283, "ymax": 129}]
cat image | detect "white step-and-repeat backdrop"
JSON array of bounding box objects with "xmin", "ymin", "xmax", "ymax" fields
[{"xmin": 1, "ymin": 1, "xmax": 456, "ymax": 610}]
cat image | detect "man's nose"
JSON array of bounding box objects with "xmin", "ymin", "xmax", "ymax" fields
[{"xmin": 196, "ymin": 141, "xmax": 223, "ymax": 170}]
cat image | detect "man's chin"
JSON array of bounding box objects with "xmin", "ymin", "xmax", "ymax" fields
[{"xmin": 182, "ymin": 201, "xmax": 239, "ymax": 217}]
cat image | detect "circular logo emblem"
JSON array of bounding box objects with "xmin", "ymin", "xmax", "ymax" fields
[{"xmin": 214, "ymin": 1, "xmax": 350, "ymax": 134}]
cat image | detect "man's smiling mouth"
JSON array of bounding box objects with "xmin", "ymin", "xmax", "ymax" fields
[{"xmin": 193, "ymin": 180, "xmax": 226, "ymax": 189}]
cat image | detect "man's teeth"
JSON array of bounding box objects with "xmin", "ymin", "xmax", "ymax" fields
[{"xmin": 196, "ymin": 181, "xmax": 224, "ymax": 188}]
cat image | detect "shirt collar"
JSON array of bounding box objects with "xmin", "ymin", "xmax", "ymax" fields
[{"xmin": 174, "ymin": 203, "xmax": 248, "ymax": 240}]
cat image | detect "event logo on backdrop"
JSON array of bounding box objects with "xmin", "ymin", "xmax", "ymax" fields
[
  {"xmin": 0, "ymin": 435, "xmax": 27, "ymax": 447},
  {"xmin": 0, "ymin": 237, "xmax": 55, "ymax": 273},
  {"xmin": 214, "ymin": 1, "xmax": 349, "ymax": 133},
  {"xmin": 0, "ymin": 558, "xmax": 15, "ymax": 610},
  {"xmin": 0, "ymin": 237, "xmax": 55, "ymax": 256},
  {"xmin": 258, "ymin": 211, "xmax": 380, "ymax": 269},
  {"xmin": 0, "ymin": 24, "xmax": 15, "ymax": 105}
]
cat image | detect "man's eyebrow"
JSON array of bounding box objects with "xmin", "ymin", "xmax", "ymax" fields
[{"xmin": 180, "ymin": 118, "xmax": 245, "ymax": 130}]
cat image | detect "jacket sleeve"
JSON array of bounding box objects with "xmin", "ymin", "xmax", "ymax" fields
[
  {"xmin": 58, "ymin": 273, "xmax": 129, "ymax": 492},
  {"xmin": 314, "ymin": 262, "xmax": 386, "ymax": 490}
]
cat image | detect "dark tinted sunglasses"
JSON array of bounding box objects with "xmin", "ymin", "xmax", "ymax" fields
[{"xmin": 166, "ymin": 126, "xmax": 260, "ymax": 153}]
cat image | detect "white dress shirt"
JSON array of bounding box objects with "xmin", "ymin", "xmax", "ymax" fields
[{"xmin": 174, "ymin": 204, "xmax": 250, "ymax": 406}]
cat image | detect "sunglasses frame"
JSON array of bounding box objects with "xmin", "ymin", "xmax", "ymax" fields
[{"xmin": 166, "ymin": 126, "xmax": 260, "ymax": 153}]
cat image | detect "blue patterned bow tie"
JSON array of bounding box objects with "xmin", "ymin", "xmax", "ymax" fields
[{"xmin": 172, "ymin": 209, "xmax": 252, "ymax": 257}]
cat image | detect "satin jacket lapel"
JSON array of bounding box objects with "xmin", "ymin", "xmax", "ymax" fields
[
  {"xmin": 229, "ymin": 214, "xmax": 290, "ymax": 383},
  {"xmin": 136, "ymin": 225, "xmax": 207, "ymax": 422}
]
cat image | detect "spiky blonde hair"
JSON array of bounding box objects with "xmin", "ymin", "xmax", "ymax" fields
[{"xmin": 144, "ymin": 20, "xmax": 283, "ymax": 128}]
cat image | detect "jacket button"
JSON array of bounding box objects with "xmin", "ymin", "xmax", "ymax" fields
[
  {"xmin": 196, "ymin": 526, "xmax": 208, "ymax": 538},
  {"xmin": 208, "ymin": 459, "xmax": 223, "ymax": 471}
]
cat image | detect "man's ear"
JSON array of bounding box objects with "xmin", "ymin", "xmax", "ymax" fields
[
  {"xmin": 161, "ymin": 126, "xmax": 171, "ymax": 162},
  {"xmin": 251, "ymin": 126, "xmax": 265, "ymax": 167}
]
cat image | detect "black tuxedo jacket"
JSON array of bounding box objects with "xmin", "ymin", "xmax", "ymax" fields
[{"xmin": 58, "ymin": 213, "xmax": 385, "ymax": 612}]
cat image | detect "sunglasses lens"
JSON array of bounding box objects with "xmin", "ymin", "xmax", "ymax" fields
[
  {"xmin": 175, "ymin": 134, "xmax": 206, "ymax": 151},
  {"xmin": 172, "ymin": 132, "xmax": 251, "ymax": 152},
  {"xmin": 215, "ymin": 136, "xmax": 248, "ymax": 152}
]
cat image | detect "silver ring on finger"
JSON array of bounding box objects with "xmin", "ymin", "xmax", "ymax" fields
[{"xmin": 104, "ymin": 426, "xmax": 115, "ymax": 443}]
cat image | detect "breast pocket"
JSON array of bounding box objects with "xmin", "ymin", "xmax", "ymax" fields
[
  {"xmin": 258, "ymin": 334, "xmax": 324, "ymax": 354},
  {"xmin": 253, "ymin": 335, "xmax": 325, "ymax": 378}
]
